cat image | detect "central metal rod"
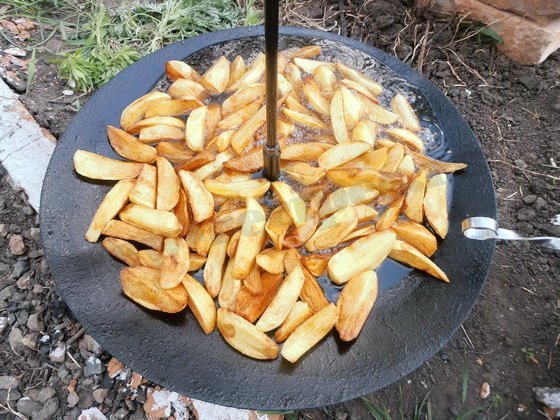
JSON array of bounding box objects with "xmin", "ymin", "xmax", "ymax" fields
[{"xmin": 262, "ymin": 0, "xmax": 280, "ymax": 181}]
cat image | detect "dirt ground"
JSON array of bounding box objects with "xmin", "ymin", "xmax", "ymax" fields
[{"xmin": 1, "ymin": 0, "xmax": 559, "ymax": 418}]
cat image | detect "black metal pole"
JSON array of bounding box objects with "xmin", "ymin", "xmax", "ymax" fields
[{"xmin": 262, "ymin": 0, "xmax": 280, "ymax": 181}]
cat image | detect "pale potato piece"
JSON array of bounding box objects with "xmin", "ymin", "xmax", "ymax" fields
[
  {"xmin": 168, "ymin": 78, "xmax": 208, "ymax": 101},
  {"xmin": 107, "ymin": 125, "xmax": 157, "ymax": 163},
  {"xmin": 178, "ymin": 171, "xmax": 214, "ymax": 223},
  {"xmin": 281, "ymin": 161, "xmax": 326, "ymax": 186},
  {"xmin": 351, "ymin": 120, "xmax": 377, "ymax": 146},
  {"xmin": 404, "ymin": 168, "xmax": 428, "ymax": 223},
  {"xmin": 227, "ymin": 55, "xmax": 246, "ymax": 89},
  {"xmin": 85, "ymin": 180, "xmax": 135, "ymax": 242},
  {"xmin": 336, "ymin": 271, "xmax": 378, "ymax": 341},
  {"xmin": 160, "ymin": 237, "xmax": 190, "ymax": 289},
  {"xmin": 145, "ymin": 98, "xmax": 203, "ymax": 118},
  {"xmin": 120, "ymin": 204, "xmax": 182, "ymax": 238},
  {"xmin": 318, "ymin": 141, "xmax": 372, "ymax": 170},
  {"xmin": 335, "ymin": 62, "xmax": 382, "ymax": 96},
  {"xmin": 201, "ymin": 55, "xmax": 230, "ymax": 94},
  {"xmin": 343, "ymin": 225, "xmax": 377, "ymax": 243},
  {"xmin": 406, "ymin": 148, "xmax": 467, "ymax": 173},
  {"xmin": 344, "ymin": 148, "xmax": 388, "ymax": 170},
  {"xmin": 138, "ymin": 249, "xmax": 162, "ymax": 269},
  {"xmin": 214, "ymin": 130, "xmax": 235, "ymax": 152},
  {"xmin": 390, "ymin": 240, "xmax": 449, "ymax": 282},
  {"xmin": 397, "ymin": 154, "xmax": 415, "ymax": 178},
  {"xmin": 284, "ymin": 63, "xmax": 303, "ymax": 91},
  {"xmin": 280, "ymin": 142, "xmax": 332, "ymax": 161},
  {"xmin": 256, "ymin": 248, "xmax": 286, "ymax": 274},
  {"xmin": 185, "ymin": 217, "xmax": 215, "ymax": 257},
  {"xmin": 265, "ymin": 206, "xmax": 293, "ymax": 250},
  {"xmin": 341, "ymin": 86, "xmax": 363, "ymax": 129},
  {"xmin": 391, "ymin": 93, "xmax": 421, "ymax": 131},
  {"xmin": 282, "ymin": 108, "xmax": 327, "ymax": 130},
  {"xmin": 319, "ymin": 186, "xmax": 379, "ymax": 218},
  {"xmin": 174, "ymin": 189, "xmax": 190, "ymax": 237},
  {"xmin": 203, "ymin": 233, "xmax": 230, "ymax": 297},
  {"xmin": 227, "ymin": 230, "xmax": 241, "ymax": 258},
  {"xmin": 283, "ymin": 45, "xmax": 321, "ymax": 60},
  {"xmin": 271, "ymin": 182, "xmax": 306, "ymax": 227},
  {"xmin": 218, "ymin": 101, "xmax": 262, "ymax": 131},
  {"xmin": 305, "ymin": 206, "xmax": 358, "ymax": 251},
  {"xmin": 102, "ymin": 220, "xmax": 164, "ymax": 251},
  {"xmin": 166, "ymin": 60, "xmax": 201, "ymax": 81},
  {"xmin": 277, "ymin": 73, "xmax": 294, "ymax": 96},
  {"xmin": 353, "ymin": 204, "xmax": 379, "ymax": 223},
  {"xmin": 387, "ymin": 128, "xmax": 424, "ymax": 152},
  {"xmin": 243, "ymin": 264, "xmax": 262, "ymax": 295},
  {"xmin": 189, "ymin": 253, "xmax": 207, "ymax": 272},
  {"xmin": 120, "ymin": 91, "xmax": 170, "ymax": 130},
  {"xmin": 219, "ymin": 258, "xmax": 242, "ymax": 311},
  {"xmin": 328, "ymin": 229, "xmax": 396, "ymax": 284},
  {"xmin": 293, "ymin": 57, "xmax": 335, "ymax": 74},
  {"xmin": 381, "ymin": 143, "xmax": 405, "ymax": 173},
  {"xmin": 235, "ymin": 272, "xmax": 283, "ymax": 323},
  {"xmin": 205, "ymin": 103, "xmax": 222, "ymax": 140},
  {"xmin": 360, "ymin": 96, "xmax": 399, "ymax": 124},
  {"xmin": 227, "ymin": 53, "xmax": 265, "ymax": 92},
  {"xmin": 139, "ymin": 125, "xmax": 185, "ymax": 143},
  {"xmin": 74, "ymin": 150, "xmax": 143, "ymax": 180},
  {"xmin": 303, "ymin": 77, "xmax": 330, "ymax": 115},
  {"xmin": 330, "ymin": 89, "xmax": 349, "ymax": 143},
  {"xmin": 217, "ymin": 308, "xmax": 279, "ymax": 360},
  {"xmin": 126, "ymin": 116, "xmax": 184, "ymax": 135},
  {"xmin": 424, "ymin": 173, "xmax": 449, "ymax": 238},
  {"xmin": 232, "ymin": 198, "xmax": 266, "ymax": 279},
  {"xmin": 300, "ymin": 253, "xmax": 331, "ymax": 277},
  {"xmin": 285, "ymin": 95, "xmax": 309, "ymax": 114},
  {"xmin": 205, "ymin": 178, "xmax": 270, "ymax": 199},
  {"xmin": 281, "ymin": 303, "xmax": 338, "ymax": 363},
  {"xmin": 327, "ymin": 167, "xmax": 406, "ymax": 192},
  {"xmin": 376, "ymin": 196, "xmax": 404, "ymax": 231},
  {"xmin": 231, "ymin": 103, "xmax": 266, "ymax": 154},
  {"xmin": 275, "ymin": 301, "xmax": 313, "ymax": 343},
  {"xmin": 194, "ymin": 150, "xmax": 234, "ymax": 181},
  {"xmin": 222, "ymin": 83, "xmax": 265, "ymax": 116},
  {"xmin": 283, "ymin": 191, "xmax": 322, "ymax": 248},
  {"xmin": 214, "ymin": 207, "xmax": 246, "ymax": 234},
  {"xmin": 185, "ymin": 105, "xmax": 207, "ymax": 152},
  {"xmin": 392, "ymin": 220, "xmax": 437, "ymax": 257},
  {"xmin": 156, "ymin": 157, "xmax": 180, "ymax": 211},
  {"xmin": 182, "ymin": 274, "xmax": 217, "ymax": 334},
  {"xmin": 313, "ymin": 65, "xmax": 337, "ymax": 98},
  {"xmin": 341, "ymin": 78, "xmax": 379, "ymax": 102},
  {"xmin": 102, "ymin": 237, "xmax": 141, "ymax": 266}
]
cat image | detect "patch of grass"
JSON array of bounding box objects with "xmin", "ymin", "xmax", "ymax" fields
[
  {"xmin": 361, "ymin": 397, "xmax": 392, "ymax": 420},
  {"xmin": 461, "ymin": 365, "xmax": 469, "ymax": 405},
  {"xmin": 413, "ymin": 390, "xmax": 433, "ymax": 420},
  {"xmin": 468, "ymin": 23, "xmax": 503, "ymax": 45}
]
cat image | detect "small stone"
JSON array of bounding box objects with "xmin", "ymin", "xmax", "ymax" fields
[
  {"xmin": 480, "ymin": 382, "xmax": 491, "ymax": 399},
  {"xmin": 522, "ymin": 194, "xmax": 537, "ymax": 204},
  {"xmin": 35, "ymin": 397, "xmax": 60, "ymax": 420},
  {"xmin": 52, "ymin": 328, "xmax": 65, "ymax": 341},
  {"xmin": 37, "ymin": 386, "xmax": 56, "ymax": 403},
  {"xmin": 27, "ymin": 313, "xmax": 43, "ymax": 332},
  {"xmin": 92, "ymin": 388, "xmax": 109, "ymax": 404},
  {"xmin": 10, "ymin": 260, "xmax": 30, "ymax": 279},
  {"xmin": 439, "ymin": 351, "xmax": 450, "ymax": 362},
  {"xmin": 78, "ymin": 407, "xmax": 108, "ymax": 420},
  {"xmin": 29, "ymin": 227, "xmax": 40, "ymax": 242},
  {"xmin": 16, "ymin": 271, "xmax": 33, "ymax": 290},
  {"xmin": 9, "ymin": 234, "xmax": 26, "ymax": 256},
  {"xmin": 4, "ymin": 47, "xmax": 26, "ymax": 57},
  {"xmin": 16, "ymin": 397, "xmax": 42, "ymax": 416},
  {"xmin": 535, "ymin": 197, "xmax": 547, "ymax": 211},
  {"xmin": 49, "ymin": 342, "xmax": 67, "ymax": 363},
  {"xmin": 67, "ymin": 391, "xmax": 80, "ymax": 408},
  {"xmin": 0, "ymin": 285, "xmax": 14, "ymax": 301},
  {"xmin": 516, "ymin": 207, "xmax": 536, "ymax": 222},
  {"xmin": 0, "ymin": 317, "xmax": 8, "ymax": 334},
  {"xmin": 79, "ymin": 335, "xmax": 102, "ymax": 357},
  {"xmin": 57, "ymin": 368, "xmax": 69, "ymax": 379},
  {"xmin": 22, "ymin": 333, "xmax": 37, "ymax": 349},
  {"xmin": 62, "ymin": 89, "xmax": 74, "ymax": 96},
  {"xmin": 8, "ymin": 327, "xmax": 24, "ymax": 352},
  {"xmin": 107, "ymin": 358, "xmax": 124, "ymax": 378},
  {"xmin": 0, "ymin": 224, "xmax": 7, "ymax": 237},
  {"xmin": 33, "ymin": 284, "xmax": 44, "ymax": 294},
  {"xmin": 0, "ymin": 376, "xmax": 19, "ymax": 389},
  {"xmin": 113, "ymin": 407, "xmax": 129, "ymax": 419},
  {"xmin": 514, "ymin": 159, "xmax": 528, "ymax": 170},
  {"xmin": 84, "ymin": 356, "xmax": 103, "ymax": 377}
]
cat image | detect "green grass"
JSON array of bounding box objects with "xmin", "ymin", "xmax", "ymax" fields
[{"xmin": 1, "ymin": 0, "xmax": 261, "ymax": 91}]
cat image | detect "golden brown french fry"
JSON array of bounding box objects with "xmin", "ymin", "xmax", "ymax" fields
[
  {"xmin": 283, "ymin": 191, "xmax": 322, "ymax": 248},
  {"xmin": 194, "ymin": 150, "xmax": 234, "ymax": 181},
  {"xmin": 284, "ymin": 249, "xmax": 329, "ymax": 312},
  {"xmin": 281, "ymin": 161, "xmax": 326, "ymax": 186},
  {"xmin": 74, "ymin": 150, "xmax": 143, "ymax": 180},
  {"xmin": 184, "ymin": 105, "xmax": 207, "ymax": 152},
  {"xmin": 227, "ymin": 230, "xmax": 241, "ymax": 258},
  {"xmin": 256, "ymin": 264, "xmax": 305, "ymax": 332},
  {"xmin": 300, "ymin": 254, "xmax": 331, "ymax": 277},
  {"xmin": 201, "ymin": 56, "xmax": 230, "ymax": 94},
  {"xmin": 319, "ymin": 186, "xmax": 378, "ymax": 218},
  {"xmin": 328, "ymin": 229, "xmax": 396, "ymax": 285},
  {"xmin": 185, "ymin": 217, "xmax": 215, "ymax": 257},
  {"xmin": 265, "ymin": 206, "xmax": 293, "ymax": 250},
  {"xmin": 214, "ymin": 170, "xmax": 253, "ymax": 184},
  {"xmin": 341, "ymin": 86, "xmax": 363, "ymax": 130},
  {"xmin": 294, "ymin": 57, "xmax": 335, "ymax": 74},
  {"xmin": 176, "ymin": 150, "xmax": 216, "ymax": 172},
  {"xmin": 303, "ymin": 76, "xmax": 330, "ymax": 115},
  {"xmin": 231, "ymin": 103, "xmax": 266, "ymax": 154},
  {"xmin": 174, "ymin": 189, "xmax": 190, "ymax": 237},
  {"xmin": 243, "ymin": 262, "xmax": 262, "ymax": 295},
  {"xmin": 85, "ymin": 180, "xmax": 135, "ymax": 242},
  {"xmin": 327, "ymin": 167, "xmax": 406, "ymax": 192},
  {"xmin": 318, "ymin": 141, "xmax": 371, "ymax": 170},
  {"xmin": 283, "ymin": 45, "xmax": 321, "ymax": 60},
  {"xmin": 215, "ymin": 207, "xmax": 246, "ymax": 234},
  {"xmin": 285, "ymin": 95, "xmax": 309, "ymax": 114},
  {"xmin": 145, "ymin": 98, "xmax": 203, "ymax": 118},
  {"xmin": 103, "ymin": 220, "xmax": 163, "ymax": 251},
  {"xmin": 390, "ymin": 240, "xmax": 449, "ymax": 281},
  {"xmin": 227, "ymin": 53, "xmax": 265, "ymax": 92},
  {"xmin": 342, "ymin": 225, "xmax": 377, "ymax": 243},
  {"xmin": 274, "ymin": 301, "xmax": 313, "ymax": 343},
  {"xmin": 155, "ymin": 141, "xmax": 194, "ymax": 163},
  {"xmin": 336, "ymin": 271, "xmax": 377, "ymax": 341},
  {"xmin": 335, "ymin": 62, "xmax": 382, "ymax": 96},
  {"xmin": 214, "ymin": 130, "xmax": 234, "ymax": 152},
  {"xmin": 256, "ymin": 248, "xmax": 285, "ymax": 274},
  {"xmin": 189, "ymin": 253, "xmax": 207, "ymax": 271},
  {"xmin": 120, "ymin": 91, "xmax": 170, "ymax": 131},
  {"xmin": 222, "ymin": 83, "xmax": 265, "ymax": 116},
  {"xmin": 178, "ymin": 170, "xmax": 214, "ymax": 223},
  {"xmin": 406, "ymin": 148, "xmax": 467, "ymax": 173},
  {"xmin": 353, "ymin": 204, "xmax": 378, "ymax": 223},
  {"xmin": 424, "ymin": 173, "xmax": 448, "ymax": 238},
  {"xmin": 281, "ymin": 142, "xmax": 332, "ymax": 161},
  {"xmin": 376, "ymin": 196, "xmax": 404, "ymax": 231},
  {"xmin": 182, "ymin": 274, "xmax": 216, "ymax": 334},
  {"xmin": 102, "ymin": 237, "xmax": 141, "ymax": 266},
  {"xmin": 205, "ymin": 178, "xmax": 270, "ymax": 199},
  {"xmin": 217, "ymin": 308, "xmax": 279, "ymax": 360},
  {"xmin": 330, "ymin": 89, "xmax": 350, "ymax": 143},
  {"xmin": 166, "ymin": 60, "xmax": 201, "ymax": 81},
  {"xmin": 381, "ymin": 143, "xmax": 405, "ymax": 173},
  {"xmin": 232, "ymin": 198, "xmax": 266, "ymax": 279},
  {"xmin": 120, "ymin": 204, "xmax": 182, "ymax": 237},
  {"xmin": 344, "ymin": 148, "xmax": 388, "ymax": 170},
  {"xmin": 397, "ymin": 154, "xmax": 415, "ymax": 178},
  {"xmin": 341, "ymin": 79, "xmax": 379, "ymax": 102},
  {"xmin": 168, "ymin": 78, "xmax": 208, "ymax": 101},
  {"xmin": 392, "ymin": 220, "xmax": 437, "ymax": 257},
  {"xmin": 227, "ymin": 55, "xmax": 246, "ymax": 89},
  {"xmin": 277, "ymin": 73, "xmax": 294, "ymax": 96},
  {"xmin": 351, "ymin": 120, "xmax": 377, "ymax": 146},
  {"xmin": 377, "ymin": 189, "xmax": 402, "ymax": 206},
  {"xmin": 218, "ymin": 101, "xmax": 262, "ymax": 131},
  {"xmin": 282, "ymin": 107, "xmax": 327, "ymax": 130},
  {"xmin": 126, "ymin": 116, "xmax": 185, "ymax": 135},
  {"xmin": 107, "ymin": 125, "xmax": 157, "ymax": 163},
  {"xmin": 391, "ymin": 93, "xmax": 420, "ymax": 131},
  {"xmin": 155, "ymin": 157, "xmax": 180, "ymax": 211},
  {"xmin": 137, "ymin": 249, "xmax": 162, "ymax": 269},
  {"xmin": 387, "ymin": 128, "xmax": 424, "ymax": 152},
  {"xmin": 404, "ymin": 168, "xmax": 428, "ymax": 223},
  {"xmin": 284, "ymin": 63, "xmax": 303, "ymax": 91},
  {"xmin": 160, "ymin": 237, "xmax": 190, "ymax": 289},
  {"xmin": 313, "ymin": 65, "xmax": 336, "ymax": 98},
  {"xmin": 305, "ymin": 206, "xmax": 358, "ymax": 251},
  {"xmin": 281, "ymin": 303, "xmax": 338, "ymax": 363},
  {"xmin": 360, "ymin": 96, "xmax": 399, "ymax": 124},
  {"xmin": 205, "ymin": 103, "xmax": 222, "ymax": 140},
  {"xmin": 271, "ymin": 181, "xmax": 306, "ymax": 227},
  {"xmin": 219, "ymin": 258, "xmax": 241, "ymax": 311},
  {"xmin": 235, "ymin": 272, "xmax": 283, "ymax": 323}
]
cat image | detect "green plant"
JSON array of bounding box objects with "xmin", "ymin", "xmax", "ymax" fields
[
  {"xmin": 413, "ymin": 390, "xmax": 433, "ymax": 420},
  {"xmin": 361, "ymin": 397, "xmax": 392, "ymax": 420},
  {"xmin": 471, "ymin": 23, "xmax": 503, "ymax": 45}
]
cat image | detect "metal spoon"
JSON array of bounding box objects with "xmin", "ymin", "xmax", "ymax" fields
[{"xmin": 462, "ymin": 217, "xmax": 560, "ymax": 251}]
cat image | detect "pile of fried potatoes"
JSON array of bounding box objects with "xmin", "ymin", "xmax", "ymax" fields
[{"xmin": 73, "ymin": 45, "xmax": 467, "ymax": 363}]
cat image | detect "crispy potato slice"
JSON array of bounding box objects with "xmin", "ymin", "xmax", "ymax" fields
[
  {"xmin": 284, "ymin": 63, "xmax": 303, "ymax": 91},
  {"xmin": 301, "ymin": 254, "xmax": 331, "ymax": 277},
  {"xmin": 182, "ymin": 274, "xmax": 216, "ymax": 334},
  {"xmin": 145, "ymin": 98, "xmax": 203, "ymax": 118},
  {"xmin": 227, "ymin": 230, "xmax": 241, "ymax": 258},
  {"xmin": 406, "ymin": 148, "xmax": 467, "ymax": 173},
  {"xmin": 375, "ymin": 138, "xmax": 396, "ymax": 148},
  {"xmin": 376, "ymin": 196, "xmax": 404, "ymax": 231},
  {"xmin": 120, "ymin": 204, "xmax": 182, "ymax": 237},
  {"xmin": 178, "ymin": 171, "xmax": 214, "ymax": 223},
  {"xmin": 353, "ymin": 204, "xmax": 379, "ymax": 223},
  {"xmin": 392, "ymin": 220, "xmax": 437, "ymax": 257},
  {"xmin": 214, "ymin": 170, "xmax": 253, "ymax": 184},
  {"xmin": 137, "ymin": 249, "xmax": 162, "ymax": 268},
  {"xmin": 231, "ymin": 103, "xmax": 266, "ymax": 154},
  {"xmin": 277, "ymin": 73, "xmax": 294, "ymax": 96},
  {"xmin": 424, "ymin": 174, "xmax": 448, "ymax": 238},
  {"xmin": 227, "ymin": 55, "xmax": 246, "ymax": 89},
  {"xmin": 285, "ymin": 95, "xmax": 309, "ymax": 114},
  {"xmin": 330, "ymin": 89, "xmax": 350, "ymax": 143},
  {"xmin": 103, "ymin": 220, "xmax": 163, "ymax": 251},
  {"xmin": 189, "ymin": 253, "xmax": 207, "ymax": 271},
  {"xmin": 341, "ymin": 78, "xmax": 379, "ymax": 102},
  {"xmin": 303, "ymin": 76, "xmax": 330, "ymax": 115},
  {"xmin": 214, "ymin": 130, "xmax": 235, "ymax": 152},
  {"xmin": 390, "ymin": 240, "xmax": 449, "ymax": 281},
  {"xmin": 281, "ymin": 303, "xmax": 338, "ymax": 363},
  {"xmin": 404, "ymin": 168, "xmax": 428, "ymax": 223},
  {"xmin": 102, "ymin": 237, "xmax": 140, "ymax": 266},
  {"xmin": 205, "ymin": 178, "xmax": 270, "ymax": 199},
  {"xmin": 341, "ymin": 86, "xmax": 363, "ymax": 129},
  {"xmin": 360, "ymin": 96, "xmax": 399, "ymax": 124},
  {"xmin": 235, "ymin": 272, "xmax": 283, "ymax": 323},
  {"xmin": 168, "ymin": 78, "xmax": 207, "ymax": 101},
  {"xmin": 74, "ymin": 150, "xmax": 143, "ymax": 180},
  {"xmin": 336, "ymin": 62, "xmax": 382, "ymax": 96},
  {"xmin": 160, "ymin": 237, "xmax": 190, "ymax": 288},
  {"xmin": 343, "ymin": 225, "xmax": 377, "ymax": 242},
  {"xmin": 217, "ymin": 308, "xmax": 279, "ymax": 360},
  {"xmin": 327, "ymin": 167, "xmax": 406, "ymax": 191},
  {"xmin": 275, "ymin": 301, "xmax": 313, "ymax": 343},
  {"xmin": 397, "ymin": 154, "xmax": 415, "ymax": 178},
  {"xmin": 174, "ymin": 189, "xmax": 190, "ymax": 237},
  {"xmin": 271, "ymin": 182, "xmax": 306, "ymax": 227},
  {"xmin": 232, "ymin": 198, "xmax": 266, "ymax": 279},
  {"xmin": 219, "ymin": 258, "xmax": 242, "ymax": 311},
  {"xmin": 284, "ymin": 45, "xmax": 321, "ymax": 59},
  {"xmin": 107, "ymin": 125, "xmax": 157, "ymax": 163},
  {"xmin": 283, "ymin": 191, "xmax": 322, "ymax": 248},
  {"xmin": 391, "ymin": 93, "xmax": 420, "ymax": 131},
  {"xmin": 121, "ymin": 266, "xmax": 188, "ymax": 313},
  {"xmin": 155, "ymin": 141, "xmax": 194, "ymax": 163},
  {"xmin": 256, "ymin": 264, "xmax": 305, "ymax": 332},
  {"xmin": 282, "ymin": 107, "xmax": 327, "ymax": 130},
  {"xmin": 351, "ymin": 120, "xmax": 377, "ymax": 147},
  {"xmin": 265, "ymin": 206, "xmax": 293, "ymax": 250},
  {"xmin": 294, "ymin": 57, "xmax": 335, "ymax": 74},
  {"xmin": 281, "ymin": 142, "xmax": 332, "ymax": 161},
  {"xmin": 166, "ymin": 60, "xmax": 201, "ymax": 81},
  {"xmin": 155, "ymin": 157, "xmax": 180, "ymax": 211},
  {"xmin": 344, "ymin": 148, "xmax": 388, "ymax": 170},
  {"xmin": 387, "ymin": 128, "xmax": 424, "ymax": 152},
  {"xmin": 319, "ymin": 186, "xmax": 378, "ymax": 218},
  {"xmin": 184, "ymin": 105, "xmax": 207, "ymax": 152},
  {"xmin": 381, "ymin": 143, "xmax": 405, "ymax": 173},
  {"xmin": 284, "ymin": 249, "xmax": 329, "ymax": 312},
  {"xmin": 205, "ymin": 103, "xmax": 222, "ymax": 140},
  {"xmin": 176, "ymin": 150, "xmax": 215, "ymax": 172},
  {"xmin": 281, "ymin": 161, "xmax": 326, "ymax": 186},
  {"xmin": 227, "ymin": 53, "xmax": 265, "ymax": 92},
  {"xmin": 185, "ymin": 217, "xmax": 215, "ymax": 257},
  {"xmin": 218, "ymin": 101, "xmax": 262, "ymax": 131},
  {"xmin": 126, "ymin": 116, "xmax": 185, "ymax": 135},
  {"xmin": 222, "ymin": 83, "xmax": 265, "ymax": 116},
  {"xmin": 120, "ymin": 91, "xmax": 170, "ymax": 130},
  {"xmin": 313, "ymin": 65, "xmax": 336, "ymax": 98},
  {"xmin": 194, "ymin": 150, "xmax": 234, "ymax": 181},
  {"xmin": 336, "ymin": 271, "xmax": 378, "ymax": 341},
  {"xmin": 215, "ymin": 207, "xmax": 246, "ymax": 234},
  {"xmin": 378, "ymin": 190, "xmax": 404, "ymax": 206},
  {"xmin": 243, "ymin": 262, "xmax": 262, "ymax": 295},
  {"xmin": 328, "ymin": 229, "xmax": 396, "ymax": 285},
  {"xmin": 305, "ymin": 206, "xmax": 358, "ymax": 251},
  {"xmin": 318, "ymin": 141, "xmax": 371, "ymax": 170},
  {"xmin": 256, "ymin": 248, "xmax": 286, "ymax": 274},
  {"xmin": 201, "ymin": 55, "xmax": 230, "ymax": 94}
]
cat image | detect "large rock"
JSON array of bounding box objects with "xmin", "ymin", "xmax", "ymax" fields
[{"xmin": 479, "ymin": 0, "xmax": 560, "ymax": 25}]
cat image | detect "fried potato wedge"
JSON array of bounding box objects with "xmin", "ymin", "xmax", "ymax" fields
[
  {"xmin": 126, "ymin": 116, "xmax": 185, "ymax": 135},
  {"xmin": 235, "ymin": 272, "xmax": 283, "ymax": 323},
  {"xmin": 138, "ymin": 249, "xmax": 162, "ymax": 269},
  {"xmin": 160, "ymin": 237, "xmax": 190, "ymax": 289},
  {"xmin": 217, "ymin": 308, "xmax": 279, "ymax": 360},
  {"xmin": 145, "ymin": 98, "xmax": 203, "ymax": 118},
  {"xmin": 284, "ymin": 63, "xmax": 303, "ymax": 91},
  {"xmin": 168, "ymin": 78, "xmax": 208, "ymax": 101},
  {"xmin": 265, "ymin": 206, "xmax": 293, "ymax": 250},
  {"xmin": 176, "ymin": 149, "xmax": 215, "ymax": 172},
  {"xmin": 341, "ymin": 78, "xmax": 379, "ymax": 102},
  {"xmin": 201, "ymin": 55, "xmax": 230, "ymax": 94},
  {"xmin": 341, "ymin": 86, "xmax": 363, "ymax": 129},
  {"xmin": 185, "ymin": 217, "xmax": 215, "ymax": 257},
  {"xmin": 281, "ymin": 142, "xmax": 332, "ymax": 161},
  {"xmin": 303, "ymin": 76, "xmax": 330, "ymax": 115},
  {"xmin": 327, "ymin": 167, "xmax": 406, "ymax": 191},
  {"xmin": 139, "ymin": 123, "xmax": 195, "ymax": 144},
  {"xmin": 271, "ymin": 181, "xmax": 306, "ymax": 227},
  {"xmin": 285, "ymin": 95, "xmax": 308, "ymax": 114},
  {"xmin": 156, "ymin": 157, "xmax": 180, "ymax": 211},
  {"xmin": 283, "ymin": 191, "xmax": 322, "ymax": 248},
  {"xmin": 424, "ymin": 173, "xmax": 448, "ymax": 238},
  {"xmin": 294, "ymin": 57, "xmax": 335, "ymax": 74},
  {"xmin": 205, "ymin": 103, "xmax": 222, "ymax": 140},
  {"xmin": 213, "ymin": 130, "xmax": 234, "ymax": 152},
  {"xmin": 282, "ymin": 108, "xmax": 327, "ymax": 130},
  {"xmin": 397, "ymin": 154, "xmax": 415, "ymax": 178},
  {"xmin": 243, "ymin": 263, "xmax": 262, "ymax": 295},
  {"xmin": 231, "ymin": 198, "xmax": 266, "ymax": 279},
  {"xmin": 392, "ymin": 220, "xmax": 437, "ymax": 257},
  {"xmin": 155, "ymin": 141, "xmax": 194, "ymax": 163},
  {"xmin": 281, "ymin": 303, "xmax": 338, "ymax": 363},
  {"xmin": 390, "ymin": 240, "xmax": 449, "ymax": 282},
  {"xmin": 305, "ymin": 206, "xmax": 358, "ymax": 251},
  {"xmin": 120, "ymin": 266, "xmax": 187, "ymax": 313},
  {"xmin": 351, "ymin": 120, "xmax": 377, "ymax": 147},
  {"xmin": 189, "ymin": 253, "xmax": 207, "ymax": 272},
  {"xmin": 284, "ymin": 249, "xmax": 329, "ymax": 312},
  {"xmin": 318, "ymin": 141, "xmax": 372, "ymax": 170},
  {"xmin": 174, "ymin": 189, "xmax": 190, "ymax": 237},
  {"xmin": 353, "ymin": 204, "xmax": 379, "ymax": 223},
  {"xmin": 218, "ymin": 259, "xmax": 242, "ymax": 311},
  {"xmin": 301, "ymin": 253, "xmax": 331, "ymax": 277},
  {"xmin": 194, "ymin": 150, "xmax": 234, "ymax": 181},
  {"xmin": 223, "ymin": 145, "xmax": 264, "ymax": 172},
  {"xmin": 284, "ymin": 45, "xmax": 321, "ymax": 60},
  {"xmin": 404, "ymin": 168, "xmax": 428, "ymax": 223},
  {"xmin": 185, "ymin": 105, "xmax": 207, "ymax": 152},
  {"xmin": 277, "ymin": 73, "xmax": 294, "ymax": 96},
  {"xmin": 336, "ymin": 271, "xmax": 378, "ymax": 341},
  {"xmin": 85, "ymin": 179, "xmax": 135, "ymax": 242},
  {"xmin": 166, "ymin": 60, "xmax": 201, "ymax": 81},
  {"xmin": 319, "ymin": 186, "xmax": 379, "ymax": 218},
  {"xmin": 256, "ymin": 248, "xmax": 286, "ymax": 274},
  {"xmin": 227, "ymin": 53, "xmax": 265, "ymax": 92},
  {"xmin": 387, "ymin": 128, "xmax": 424, "ymax": 152},
  {"xmin": 219, "ymin": 101, "xmax": 263, "ymax": 131},
  {"xmin": 102, "ymin": 237, "xmax": 141, "ymax": 266},
  {"xmin": 376, "ymin": 196, "xmax": 404, "ymax": 231},
  {"xmin": 120, "ymin": 91, "xmax": 170, "ymax": 130},
  {"xmin": 103, "ymin": 220, "xmax": 164, "ymax": 251},
  {"xmin": 214, "ymin": 207, "xmax": 246, "ymax": 234},
  {"xmin": 343, "ymin": 224, "xmax": 377, "ymax": 243},
  {"xmin": 360, "ymin": 96, "xmax": 399, "ymax": 124},
  {"xmin": 381, "ymin": 143, "xmax": 405, "ymax": 173},
  {"xmin": 222, "ymin": 83, "xmax": 265, "ymax": 116},
  {"xmin": 256, "ymin": 264, "xmax": 305, "ymax": 332},
  {"xmin": 391, "ymin": 93, "xmax": 420, "ymax": 131},
  {"xmin": 335, "ymin": 62, "xmax": 382, "ymax": 96},
  {"xmin": 281, "ymin": 161, "xmax": 326, "ymax": 186},
  {"xmin": 74, "ymin": 150, "xmax": 143, "ymax": 180},
  {"xmin": 406, "ymin": 148, "xmax": 467, "ymax": 173},
  {"xmin": 228, "ymin": 55, "xmax": 246, "ymax": 89},
  {"xmin": 120, "ymin": 204, "xmax": 182, "ymax": 237},
  {"xmin": 330, "ymin": 89, "xmax": 350, "ymax": 143},
  {"xmin": 107, "ymin": 125, "xmax": 157, "ymax": 163},
  {"xmin": 231, "ymin": 103, "xmax": 266, "ymax": 154},
  {"xmin": 275, "ymin": 301, "xmax": 313, "ymax": 343},
  {"xmin": 313, "ymin": 65, "xmax": 337, "ymax": 98},
  {"xmin": 178, "ymin": 171, "xmax": 214, "ymax": 223},
  {"xmin": 205, "ymin": 178, "xmax": 270, "ymax": 199},
  {"xmin": 344, "ymin": 148, "xmax": 388, "ymax": 170},
  {"xmin": 182, "ymin": 274, "xmax": 216, "ymax": 334},
  {"xmin": 328, "ymin": 229, "xmax": 396, "ymax": 284}
]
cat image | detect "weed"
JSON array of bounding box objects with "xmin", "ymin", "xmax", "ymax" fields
[
  {"xmin": 413, "ymin": 390, "xmax": 433, "ymax": 420},
  {"xmin": 470, "ymin": 23, "xmax": 503, "ymax": 45},
  {"xmin": 361, "ymin": 397, "xmax": 392, "ymax": 420},
  {"xmin": 461, "ymin": 365, "xmax": 469, "ymax": 405}
]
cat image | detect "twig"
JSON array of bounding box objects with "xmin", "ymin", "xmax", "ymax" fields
[
  {"xmin": 521, "ymin": 286, "xmax": 535, "ymax": 295},
  {"xmin": 416, "ymin": 22, "xmax": 430, "ymax": 74},
  {"xmin": 488, "ymin": 160, "xmax": 560, "ymax": 182},
  {"xmin": 446, "ymin": 60, "xmax": 466, "ymax": 86},
  {"xmin": 1, "ymin": 388, "xmax": 27, "ymax": 419},
  {"xmin": 66, "ymin": 351, "xmax": 81, "ymax": 368},
  {"xmin": 337, "ymin": 0, "xmax": 347, "ymax": 37},
  {"xmin": 461, "ymin": 325, "xmax": 475, "ymax": 350},
  {"xmin": 547, "ymin": 348, "xmax": 552, "ymax": 370},
  {"xmin": 66, "ymin": 327, "xmax": 85, "ymax": 346}
]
